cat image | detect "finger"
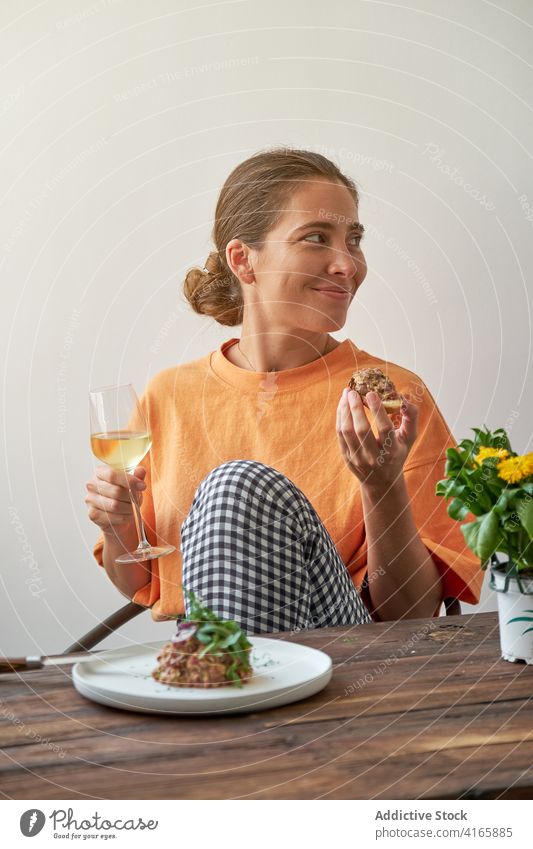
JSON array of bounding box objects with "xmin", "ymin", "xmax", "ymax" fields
[
  {"xmin": 87, "ymin": 480, "xmax": 138, "ymax": 503},
  {"xmin": 88, "ymin": 507, "xmax": 134, "ymax": 528},
  {"xmin": 95, "ymin": 465, "xmax": 131, "ymax": 488},
  {"xmin": 339, "ymin": 389, "xmax": 379, "ymax": 475},
  {"xmin": 365, "ymin": 391, "xmax": 395, "ymax": 443},
  {"xmin": 88, "ymin": 476, "xmax": 145, "ymax": 500},
  {"xmin": 346, "ymin": 389, "xmax": 378, "ymax": 459},
  {"xmin": 397, "ymin": 394, "xmax": 419, "ymax": 446},
  {"xmin": 337, "ymin": 390, "xmax": 361, "ymax": 472},
  {"xmin": 86, "ymin": 493, "xmax": 136, "ymax": 515},
  {"xmin": 87, "ymin": 495, "xmax": 136, "ymax": 516},
  {"xmin": 95, "ymin": 465, "xmax": 146, "ymax": 491},
  {"xmin": 338, "ymin": 389, "xmax": 362, "ymax": 454},
  {"xmin": 336, "ymin": 390, "xmax": 352, "ymax": 461}
]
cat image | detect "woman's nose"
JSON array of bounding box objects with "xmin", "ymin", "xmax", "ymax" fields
[{"xmin": 327, "ymin": 247, "xmax": 359, "ymax": 278}]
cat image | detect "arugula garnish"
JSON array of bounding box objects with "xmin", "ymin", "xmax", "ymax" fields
[{"xmin": 174, "ymin": 587, "xmax": 253, "ymax": 687}]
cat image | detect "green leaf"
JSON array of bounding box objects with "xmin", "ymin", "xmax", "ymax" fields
[
  {"xmin": 444, "ymin": 448, "xmax": 464, "ymax": 475},
  {"xmin": 435, "ymin": 480, "xmax": 448, "ymax": 496},
  {"xmin": 502, "ymin": 513, "xmax": 521, "ymax": 532},
  {"xmin": 198, "ymin": 640, "xmax": 218, "ymax": 658},
  {"xmin": 517, "ymin": 498, "xmax": 533, "ymax": 539},
  {"xmin": 476, "ymin": 511, "xmax": 501, "ymax": 561},
  {"xmin": 448, "ymin": 497, "xmax": 470, "ymax": 521},
  {"xmin": 219, "ymin": 630, "xmax": 244, "ymax": 649},
  {"xmin": 448, "ymin": 482, "xmax": 468, "ymax": 498},
  {"xmin": 196, "ymin": 622, "xmax": 220, "ymax": 631},
  {"xmin": 492, "ymin": 428, "xmax": 513, "ymax": 452},
  {"xmin": 493, "ymin": 489, "xmax": 519, "ymax": 514},
  {"xmin": 225, "ymin": 662, "xmax": 245, "ymax": 687},
  {"xmin": 460, "ymin": 494, "xmax": 486, "ymax": 517},
  {"xmin": 461, "ymin": 519, "xmax": 483, "ymax": 556},
  {"xmin": 436, "ymin": 479, "xmax": 469, "ymax": 501},
  {"xmin": 468, "ymin": 481, "xmax": 493, "ymax": 512},
  {"xmin": 194, "ymin": 631, "xmax": 213, "ymax": 644}
]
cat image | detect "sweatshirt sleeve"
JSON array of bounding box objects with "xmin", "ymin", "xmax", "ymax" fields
[
  {"xmin": 403, "ymin": 457, "xmax": 484, "ymax": 605},
  {"xmin": 401, "ymin": 378, "xmax": 484, "ymax": 605}
]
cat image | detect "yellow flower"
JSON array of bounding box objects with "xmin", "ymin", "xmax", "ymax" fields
[
  {"xmin": 521, "ymin": 452, "xmax": 533, "ymax": 476},
  {"xmin": 497, "ymin": 453, "xmax": 533, "ymax": 483},
  {"xmin": 474, "ymin": 446, "xmax": 510, "ymax": 465}
]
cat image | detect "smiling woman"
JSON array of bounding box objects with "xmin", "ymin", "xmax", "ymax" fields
[{"xmin": 89, "ymin": 147, "xmax": 483, "ymax": 630}]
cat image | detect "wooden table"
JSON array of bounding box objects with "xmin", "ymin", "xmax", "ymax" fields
[{"xmin": 1, "ymin": 612, "xmax": 532, "ymax": 800}]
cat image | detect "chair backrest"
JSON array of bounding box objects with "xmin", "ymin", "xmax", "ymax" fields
[{"xmin": 444, "ymin": 597, "xmax": 461, "ymax": 616}]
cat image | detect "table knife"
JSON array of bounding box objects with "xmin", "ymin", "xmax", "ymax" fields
[{"xmin": 0, "ymin": 650, "xmax": 119, "ymax": 673}]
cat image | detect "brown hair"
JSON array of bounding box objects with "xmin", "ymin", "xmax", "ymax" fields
[{"xmin": 183, "ymin": 147, "xmax": 359, "ymax": 326}]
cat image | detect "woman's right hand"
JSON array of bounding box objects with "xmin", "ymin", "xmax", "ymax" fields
[{"xmin": 85, "ymin": 465, "xmax": 146, "ymax": 537}]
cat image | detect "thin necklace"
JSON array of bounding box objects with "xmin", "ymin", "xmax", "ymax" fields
[{"xmin": 236, "ymin": 336, "xmax": 331, "ymax": 372}]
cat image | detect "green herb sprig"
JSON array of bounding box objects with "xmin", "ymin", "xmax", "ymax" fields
[{"xmin": 176, "ymin": 587, "xmax": 253, "ymax": 687}]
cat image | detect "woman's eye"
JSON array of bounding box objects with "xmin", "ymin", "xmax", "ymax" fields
[{"xmin": 303, "ymin": 233, "xmax": 363, "ymax": 248}]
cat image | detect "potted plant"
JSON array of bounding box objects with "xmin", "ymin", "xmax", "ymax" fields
[{"xmin": 436, "ymin": 426, "xmax": 533, "ymax": 663}]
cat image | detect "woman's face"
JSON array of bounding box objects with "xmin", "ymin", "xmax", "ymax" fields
[{"xmin": 240, "ymin": 178, "xmax": 367, "ymax": 332}]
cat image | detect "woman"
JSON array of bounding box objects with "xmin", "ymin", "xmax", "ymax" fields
[{"xmin": 86, "ymin": 148, "xmax": 483, "ymax": 632}]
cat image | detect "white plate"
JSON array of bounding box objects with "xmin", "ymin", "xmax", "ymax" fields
[{"xmin": 72, "ymin": 637, "xmax": 332, "ymax": 715}]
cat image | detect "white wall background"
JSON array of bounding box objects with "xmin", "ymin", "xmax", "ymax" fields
[{"xmin": 1, "ymin": 0, "xmax": 532, "ymax": 656}]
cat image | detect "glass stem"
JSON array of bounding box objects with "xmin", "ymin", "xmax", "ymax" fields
[{"xmin": 126, "ymin": 471, "xmax": 150, "ymax": 551}]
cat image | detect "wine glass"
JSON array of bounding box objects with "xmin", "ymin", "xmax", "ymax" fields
[{"xmin": 89, "ymin": 383, "xmax": 175, "ymax": 565}]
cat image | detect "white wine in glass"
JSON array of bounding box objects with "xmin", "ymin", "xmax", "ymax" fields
[
  {"xmin": 90, "ymin": 431, "xmax": 152, "ymax": 471},
  {"xmin": 89, "ymin": 383, "xmax": 176, "ymax": 565}
]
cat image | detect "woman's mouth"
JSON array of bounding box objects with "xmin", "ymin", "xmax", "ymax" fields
[{"xmin": 312, "ymin": 289, "xmax": 351, "ymax": 300}]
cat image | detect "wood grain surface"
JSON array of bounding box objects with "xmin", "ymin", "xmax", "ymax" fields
[{"xmin": 1, "ymin": 612, "xmax": 532, "ymax": 800}]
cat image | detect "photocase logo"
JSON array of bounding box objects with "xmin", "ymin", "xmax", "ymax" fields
[{"xmin": 20, "ymin": 809, "xmax": 46, "ymax": 836}]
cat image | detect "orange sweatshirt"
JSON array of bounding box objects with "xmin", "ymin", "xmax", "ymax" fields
[{"xmin": 93, "ymin": 338, "xmax": 483, "ymax": 620}]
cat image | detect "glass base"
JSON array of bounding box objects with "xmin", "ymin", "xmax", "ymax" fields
[{"xmin": 115, "ymin": 545, "xmax": 176, "ymax": 565}]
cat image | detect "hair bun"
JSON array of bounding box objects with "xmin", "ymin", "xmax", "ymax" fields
[
  {"xmin": 182, "ymin": 251, "xmax": 243, "ymax": 326},
  {"xmin": 204, "ymin": 251, "xmax": 225, "ymax": 276}
]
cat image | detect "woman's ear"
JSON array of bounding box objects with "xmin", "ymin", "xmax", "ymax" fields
[{"xmin": 226, "ymin": 239, "xmax": 255, "ymax": 285}]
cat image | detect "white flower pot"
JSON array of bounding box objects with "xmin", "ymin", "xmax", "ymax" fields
[{"xmin": 491, "ymin": 566, "xmax": 533, "ymax": 664}]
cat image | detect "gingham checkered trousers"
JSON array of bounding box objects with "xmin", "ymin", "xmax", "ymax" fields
[{"xmin": 180, "ymin": 460, "xmax": 371, "ymax": 634}]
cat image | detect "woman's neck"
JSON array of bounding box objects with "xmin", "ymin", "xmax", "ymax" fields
[{"xmin": 225, "ymin": 332, "xmax": 340, "ymax": 372}]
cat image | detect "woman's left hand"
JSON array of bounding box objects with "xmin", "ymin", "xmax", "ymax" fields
[{"xmin": 336, "ymin": 388, "xmax": 419, "ymax": 491}]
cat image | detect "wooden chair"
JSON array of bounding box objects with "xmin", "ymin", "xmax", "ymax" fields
[
  {"xmin": 63, "ymin": 601, "xmax": 145, "ymax": 653},
  {"xmin": 443, "ymin": 597, "xmax": 461, "ymax": 616}
]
